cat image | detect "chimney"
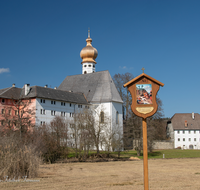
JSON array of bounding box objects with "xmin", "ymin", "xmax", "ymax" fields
[
  {"xmin": 25, "ymin": 84, "xmax": 30, "ymax": 96},
  {"xmin": 12, "ymin": 83, "xmax": 15, "ymax": 87},
  {"xmin": 185, "ymin": 120, "xmax": 188, "ymax": 127},
  {"xmin": 44, "ymin": 85, "xmax": 48, "ymax": 88},
  {"xmin": 192, "ymin": 112, "xmax": 195, "ymax": 120}
]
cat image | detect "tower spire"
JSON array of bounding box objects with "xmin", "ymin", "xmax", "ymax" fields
[
  {"xmin": 88, "ymin": 27, "xmax": 90, "ymax": 38},
  {"xmin": 80, "ymin": 30, "xmax": 98, "ymax": 74}
]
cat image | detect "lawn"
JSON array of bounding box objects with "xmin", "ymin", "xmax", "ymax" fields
[
  {"xmin": 108, "ymin": 149, "xmax": 200, "ymax": 159},
  {"xmin": 67, "ymin": 149, "xmax": 200, "ymax": 160}
]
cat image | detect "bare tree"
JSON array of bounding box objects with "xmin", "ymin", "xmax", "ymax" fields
[
  {"xmin": 111, "ymin": 124, "xmax": 124, "ymax": 157},
  {"xmin": 113, "ymin": 73, "xmax": 134, "ymax": 121},
  {"xmin": 0, "ymin": 98, "xmax": 36, "ymax": 140},
  {"xmin": 38, "ymin": 116, "xmax": 68, "ymax": 163}
]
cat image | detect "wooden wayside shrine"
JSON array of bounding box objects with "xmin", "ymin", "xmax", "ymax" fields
[{"xmin": 124, "ymin": 70, "xmax": 164, "ymax": 190}]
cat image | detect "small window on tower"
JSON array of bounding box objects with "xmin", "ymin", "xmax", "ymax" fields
[
  {"xmin": 89, "ymin": 65, "xmax": 91, "ymax": 67},
  {"xmin": 93, "ymin": 65, "xmax": 95, "ymax": 68},
  {"xmin": 84, "ymin": 71, "xmax": 87, "ymax": 74},
  {"xmin": 84, "ymin": 65, "xmax": 87, "ymax": 67}
]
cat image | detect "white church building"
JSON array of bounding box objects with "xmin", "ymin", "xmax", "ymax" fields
[{"xmin": 0, "ymin": 32, "xmax": 123, "ymax": 151}]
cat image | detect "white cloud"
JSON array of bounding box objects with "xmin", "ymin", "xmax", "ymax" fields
[
  {"xmin": 0, "ymin": 68, "xmax": 10, "ymax": 74},
  {"xmin": 119, "ymin": 66, "xmax": 133, "ymax": 70}
]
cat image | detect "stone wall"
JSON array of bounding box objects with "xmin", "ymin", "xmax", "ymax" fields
[{"xmin": 153, "ymin": 140, "xmax": 174, "ymax": 149}]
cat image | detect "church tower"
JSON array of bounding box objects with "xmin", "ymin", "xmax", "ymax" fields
[{"xmin": 80, "ymin": 30, "xmax": 98, "ymax": 74}]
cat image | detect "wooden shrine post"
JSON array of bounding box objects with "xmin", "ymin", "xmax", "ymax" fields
[{"xmin": 124, "ymin": 69, "xmax": 164, "ymax": 190}]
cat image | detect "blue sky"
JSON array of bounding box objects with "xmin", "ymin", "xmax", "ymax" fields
[{"xmin": 0, "ymin": 0, "xmax": 200, "ymax": 118}]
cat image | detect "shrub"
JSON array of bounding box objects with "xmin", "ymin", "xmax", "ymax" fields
[{"xmin": 0, "ymin": 133, "xmax": 41, "ymax": 179}]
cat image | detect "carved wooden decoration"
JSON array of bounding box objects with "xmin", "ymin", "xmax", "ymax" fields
[{"xmin": 124, "ymin": 73, "xmax": 164, "ymax": 119}]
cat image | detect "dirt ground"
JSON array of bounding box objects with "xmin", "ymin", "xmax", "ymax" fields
[{"xmin": 1, "ymin": 158, "xmax": 200, "ymax": 190}]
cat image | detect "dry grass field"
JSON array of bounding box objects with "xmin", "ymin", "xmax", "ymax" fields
[{"xmin": 1, "ymin": 158, "xmax": 200, "ymax": 190}]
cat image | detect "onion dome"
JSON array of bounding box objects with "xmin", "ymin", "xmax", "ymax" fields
[{"xmin": 80, "ymin": 30, "xmax": 98, "ymax": 64}]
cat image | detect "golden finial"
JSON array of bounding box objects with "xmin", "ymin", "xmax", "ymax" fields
[{"xmin": 141, "ymin": 67, "xmax": 145, "ymax": 73}]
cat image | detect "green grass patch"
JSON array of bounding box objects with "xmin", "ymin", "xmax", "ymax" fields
[
  {"xmin": 110, "ymin": 149, "xmax": 200, "ymax": 159},
  {"xmin": 66, "ymin": 149, "xmax": 200, "ymax": 160}
]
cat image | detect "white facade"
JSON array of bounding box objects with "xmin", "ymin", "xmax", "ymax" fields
[
  {"xmin": 92, "ymin": 102, "xmax": 123, "ymax": 130},
  {"xmin": 82, "ymin": 62, "xmax": 96, "ymax": 74},
  {"xmin": 35, "ymin": 98, "xmax": 84, "ymax": 126},
  {"xmin": 174, "ymin": 129, "xmax": 200, "ymax": 149}
]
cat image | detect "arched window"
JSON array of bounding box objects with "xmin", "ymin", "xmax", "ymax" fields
[
  {"xmin": 89, "ymin": 65, "xmax": 91, "ymax": 67},
  {"xmin": 84, "ymin": 65, "xmax": 87, "ymax": 67},
  {"xmin": 116, "ymin": 111, "xmax": 119, "ymax": 124},
  {"xmin": 84, "ymin": 71, "xmax": 87, "ymax": 74},
  {"xmin": 100, "ymin": 111, "xmax": 104, "ymax": 123}
]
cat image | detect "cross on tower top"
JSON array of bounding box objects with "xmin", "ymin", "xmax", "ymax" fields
[
  {"xmin": 88, "ymin": 27, "xmax": 90, "ymax": 38},
  {"xmin": 141, "ymin": 67, "xmax": 145, "ymax": 73}
]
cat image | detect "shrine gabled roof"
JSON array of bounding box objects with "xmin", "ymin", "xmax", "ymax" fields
[
  {"xmin": 123, "ymin": 73, "xmax": 164, "ymax": 87},
  {"xmin": 58, "ymin": 70, "xmax": 123, "ymax": 103}
]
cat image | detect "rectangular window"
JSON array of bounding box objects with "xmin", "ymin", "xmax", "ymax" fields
[
  {"xmin": 51, "ymin": 101, "xmax": 56, "ymax": 105},
  {"xmin": 78, "ymin": 105, "xmax": 82, "ymax": 108},
  {"xmin": 178, "ymin": 138, "xmax": 180, "ymax": 141},
  {"xmin": 61, "ymin": 102, "xmax": 65, "ymax": 106},
  {"xmin": 100, "ymin": 111, "xmax": 104, "ymax": 123},
  {"xmin": 70, "ymin": 103, "xmax": 72, "ymax": 107},
  {"xmin": 189, "ymin": 138, "xmax": 191, "ymax": 141},
  {"xmin": 194, "ymin": 138, "xmax": 196, "ymax": 141},
  {"xmin": 40, "ymin": 99, "xmax": 42, "ymax": 103},
  {"xmin": 15, "ymin": 110, "xmax": 18, "ymax": 115},
  {"xmin": 194, "ymin": 130, "xmax": 196, "ymax": 134},
  {"xmin": 1, "ymin": 109, "xmax": 5, "ymax": 114},
  {"xmin": 183, "ymin": 138, "xmax": 185, "ymax": 141},
  {"xmin": 51, "ymin": 110, "xmax": 56, "ymax": 116},
  {"xmin": 61, "ymin": 112, "xmax": 65, "ymax": 117},
  {"xmin": 2, "ymin": 99, "xmax": 5, "ymax": 103},
  {"xmin": 8, "ymin": 109, "xmax": 11, "ymax": 115},
  {"xmin": 40, "ymin": 121, "xmax": 45, "ymax": 125},
  {"xmin": 116, "ymin": 111, "xmax": 119, "ymax": 124},
  {"xmin": 177, "ymin": 130, "xmax": 180, "ymax": 134},
  {"xmin": 1, "ymin": 120, "xmax": 5, "ymax": 125},
  {"xmin": 183, "ymin": 131, "xmax": 185, "ymax": 134},
  {"xmin": 70, "ymin": 113, "xmax": 74, "ymax": 117},
  {"xmin": 70, "ymin": 124, "xmax": 75, "ymax": 128},
  {"xmin": 40, "ymin": 109, "xmax": 45, "ymax": 115},
  {"xmin": 40, "ymin": 99, "xmax": 45, "ymax": 103},
  {"xmin": 189, "ymin": 130, "xmax": 191, "ymax": 134}
]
